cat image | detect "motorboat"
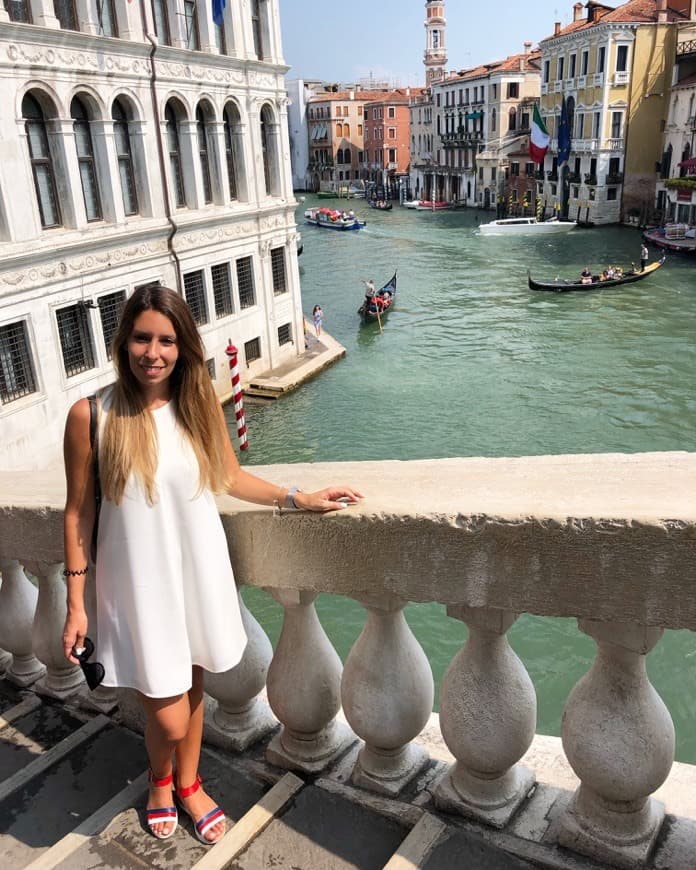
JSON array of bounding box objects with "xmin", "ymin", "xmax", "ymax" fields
[
  {"xmin": 478, "ymin": 217, "xmax": 577, "ymax": 236},
  {"xmin": 304, "ymin": 206, "xmax": 365, "ymax": 231}
]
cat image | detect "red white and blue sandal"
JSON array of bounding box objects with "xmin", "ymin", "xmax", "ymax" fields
[
  {"xmin": 176, "ymin": 774, "xmax": 225, "ymax": 845},
  {"xmin": 146, "ymin": 768, "xmax": 178, "ymax": 840}
]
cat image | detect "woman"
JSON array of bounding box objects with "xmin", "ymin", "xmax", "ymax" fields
[
  {"xmin": 62, "ymin": 286, "xmax": 361, "ymax": 844},
  {"xmin": 312, "ymin": 304, "xmax": 323, "ymax": 336}
]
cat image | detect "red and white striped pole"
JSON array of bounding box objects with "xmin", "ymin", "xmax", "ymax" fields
[{"xmin": 225, "ymin": 341, "xmax": 248, "ymax": 451}]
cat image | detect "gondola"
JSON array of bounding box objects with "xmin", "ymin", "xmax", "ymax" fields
[
  {"xmin": 368, "ymin": 200, "xmax": 393, "ymax": 211},
  {"xmin": 358, "ymin": 272, "xmax": 397, "ymax": 323},
  {"xmin": 528, "ymin": 256, "xmax": 665, "ymax": 292}
]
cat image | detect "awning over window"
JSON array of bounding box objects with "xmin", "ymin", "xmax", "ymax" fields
[
  {"xmin": 311, "ymin": 124, "xmax": 328, "ymax": 140},
  {"xmin": 677, "ymin": 157, "xmax": 696, "ymax": 174},
  {"xmin": 466, "ymin": 111, "xmax": 483, "ymax": 119}
]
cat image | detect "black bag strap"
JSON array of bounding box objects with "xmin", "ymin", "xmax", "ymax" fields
[{"xmin": 87, "ymin": 395, "xmax": 101, "ymax": 562}]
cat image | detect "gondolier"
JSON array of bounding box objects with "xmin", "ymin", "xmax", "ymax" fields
[
  {"xmin": 358, "ymin": 274, "xmax": 397, "ymax": 323},
  {"xmin": 528, "ymin": 256, "xmax": 665, "ymax": 292},
  {"xmin": 640, "ymin": 242, "xmax": 649, "ymax": 271}
]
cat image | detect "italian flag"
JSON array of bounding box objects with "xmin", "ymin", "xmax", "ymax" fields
[{"xmin": 529, "ymin": 104, "xmax": 550, "ymax": 164}]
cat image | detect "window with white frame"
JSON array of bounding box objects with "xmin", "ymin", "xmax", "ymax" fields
[
  {"xmin": 0, "ymin": 320, "xmax": 37, "ymax": 404},
  {"xmin": 112, "ymin": 99, "xmax": 139, "ymax": 216},
  {"xmin": 597, "ymin": 45, "xmax": 606, "ymax": 73},
  {"xmin": 616, "ymin": 44, "xmax": 628, "ymax": 72},
  {"xmin": 53, "ymin": 0, "xmax": 77, "ymax": 30},
  {"xmin": 183, "ymin": 270, "xmax": 209, "ymax": 325},
  {"xmin": 196, "ymin": 106, "xmax": 213, "ymax": 204},
  {"xmin": 237, "ymin": 257, "xmax": 255, "ymax": 309},
  {"xmin": 260, "ymin": 104, "xmax": 280, "ymax": 197},
  {"xmin": 98, "ymin": 290, "xmax": 126, "ymax": 359},
  {"xmin": 71, "ymin": 96, "xmax": 103, "ymax": 223},
  {"xmin": 4, "ymin": 0, "xmax": 31, "ymax": 22},
  {"xmin": 56, "ymin": 304, "xmax": 96, "ymax": 377},
  {"xmin": 151, "ymin": 0, "xmax": 170, "ymax": 45},
  {"xmin": 211, "ymin": 263, "xmax": 234, "ymax": 317},
  {"xmin": 610, "ymin": 111, "xmax": 623, "ymax": 139},
  {"xmin": 270, "ymin": 247, "xmax": 287, "ymax": 295},
  {"xmin": 581, "ymin": 50, "xmax": 589, "ymax": 76},
  {"xmin": 165, "ymin": 103, "xmax": 186, "ymax": 207},
  {"xmin": 184, "ymin": 0, "xmax": 199, "ymax": 50},
  {"xmin": 96, "ymin": 0, "xmax": 117, "ymax": 36},
  {"xmin": 251, "ymin": 0, "xmax": 264, "ymax": 59},
  {"xmin": 23, "ymin": 94, "xmax": 62, "ymax": 229}
]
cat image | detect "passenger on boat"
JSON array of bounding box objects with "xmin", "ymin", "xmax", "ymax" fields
[{"xmin": 580, "ymin": 267, "xmax": 592, "ymax": 285}]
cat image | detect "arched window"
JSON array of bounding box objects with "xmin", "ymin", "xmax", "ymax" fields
[
  {"xmin": 165, "ymin": 103, "xmax": 185, "ymax": 208},
  {"xmin": 251, "ymin": 0, "xmax": 265, "ymax": 59},
  {"xmin": 491, "ymin": 108, "xmax": 497, "ymax": 132},
  {"xmin": 71, "ymin": 96, "xmax": 102, "ymax": 222},
  {"xmin": 196, "ymin": 106, "xmax": 212, "ymax": 204},
  {"xmin": 336, "ymin": 150, "xmax": 343, "ymax": 165},
  {"xmin": 344, "ymin": 148, "xmax": 351, "ymax": 164},
  {"xmin": 260, "ymin": 104, "xmax": 280, "ymax": 196},
  {"xmin": 508, "ymin": 107, "xmax": 517, "ymax": 132},
  {"xmin": 223, "ymin": 104, "xmax": 240, "ymax": 201},
  {"xmin": 23, "ymin": 93, "xmax": 62, "ymax": 228},
  {"xmin": 54, "ymin": 0, "xmax": 78, "ymax": 30},
  {"xmin": 112, "ymin": 99, "xmax": 138, "ymax": 216},
  {"xmin": 5, "ymin": 0, "xmax": 31, "ymax": 22},
  {"xmin": 151, "ymin": 0, "xmax": 170, "ymax": 45},
  {"xmin": 343, "ymin": 123, "xmax": 350, "ymax": 137},
  {"xmin": 681, "ymin": 142, "xmax": 691, "ymax": 177},
  {"xmin": 336, "ymin": 123, "xmax": 342, "ymax": 138}
]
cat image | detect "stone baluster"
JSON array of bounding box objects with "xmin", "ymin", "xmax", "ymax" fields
[
  {"xmin": 265, "ymin": 589, "xmax": 355, "ymax": 772},
  {"xmin": 557, "ymin": 620, "xmax": 674, "ymax": 869},
  {"xmin": 341, "ymin": 593, "xmax": 434, "ymax": 795},
  {"xmin": 0, "ymin": 647, "xmax": 11, "ymax": 675},
  {"xmin": 25, "ymin": 561, "xmax": 84, "ymax": 699},
  {"xmin": 435, "ymin": 606, "xmax": 536, "ymax": 827},
  {"xmin": 0, "ymin": 560, "xmax": 46, "ymax": 687},
  {"xmin": 204, "ymin": 590, "xmax": 277, "ymax": 751}
]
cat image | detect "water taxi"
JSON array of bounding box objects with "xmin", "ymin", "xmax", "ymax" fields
[
  {"xmin": 478, "ymin": 217, "xmax": 577, "ymax": 236},
  {"xmin": 304, "ymin": 207, "xmax": 365, "ymax": 231}
]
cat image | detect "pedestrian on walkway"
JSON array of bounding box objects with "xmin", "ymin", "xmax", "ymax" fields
[
  {"xmin": 313, "ymin": 304, "xmax": 324, "ymax": 336},
  {"xmin": 62, "ymin": 286, "xmax": 362, "ymax": 844}
]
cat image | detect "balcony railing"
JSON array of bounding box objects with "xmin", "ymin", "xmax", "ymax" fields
[
  {"xmin": 606, "ymin": 172, "xmax": 624, "ymax": 185},
  {"xmin": 2, "ymin": 454, "xmax": 696, "ymax": 869},
  {"xmin": 584, "ymin": 173, "xmax": 598, "ymax": 185},
  {"xmin": 607, "ymin": 137, "xmax": 624, "ymax": 151},
  {"xmin": 567, "ymin": 173, "xmax": 581, "ymax": 184},
  {"xmin": 547, "ymin": 171, "xmax": 559, "ymax": 182}
]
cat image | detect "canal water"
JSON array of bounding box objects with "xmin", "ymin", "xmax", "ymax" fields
[{"xmin": 229, "ymin": 195, "xmax": 696, "ymax": 761}]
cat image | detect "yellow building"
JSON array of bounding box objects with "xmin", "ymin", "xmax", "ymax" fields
[{"xmin": 538, "ymin": 0, "xmax": 694, "ymax": 225}]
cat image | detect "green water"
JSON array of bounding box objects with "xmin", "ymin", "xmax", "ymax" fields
[{"xmin": 230, "ymin": 196, "xmax": 696, "ymax": 761}]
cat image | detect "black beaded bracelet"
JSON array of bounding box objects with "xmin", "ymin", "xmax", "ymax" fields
[{"xmin": 62, "ymin": 566, "xmax": 89, "ymax": 577}]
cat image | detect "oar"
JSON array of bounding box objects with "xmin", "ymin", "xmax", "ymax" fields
[{"xmin": 375, "ymin": 302, "xmax": 383, "ymax": 334}]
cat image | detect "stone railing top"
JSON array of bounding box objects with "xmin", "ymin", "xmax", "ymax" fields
[{"xmin": 1, "ymin": 452, "xmax": 695, "ymax": 627}]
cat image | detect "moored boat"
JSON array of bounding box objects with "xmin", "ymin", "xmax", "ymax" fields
[
  {"xmin": 528, "ymin": 256, "xmax": 665, "ymax": 292},
  {"xmin": 643, "ymin": 225, "xmax": 696, "ymax": 255},
  {"xmin": 368, "ymin": 200, "xmax": 393, "ymax": 211},
  {"xmin": 415, "ymin": 200, "xmax": 454, "ymax": 211},
  {"xmin": 304, "ymin": 206, "xmax": 365, "ymax": 231},
  {"xmin": 358, "ymin": 273, "xmax": 397, "ymax": 323},
  {"xmin": 479, "ymin": 216, "xmax": 577, "ymax": 235}
]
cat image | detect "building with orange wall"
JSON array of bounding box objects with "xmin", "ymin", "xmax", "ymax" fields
[{"xmin": 363, "ymin": 91, "xmax": 423, "ymax": 193}]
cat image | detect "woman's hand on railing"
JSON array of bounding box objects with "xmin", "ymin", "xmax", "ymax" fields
[
  {"xmin": 293, "ymin": 488, "xmax": 364, "ymax": 513},
  {"xmin": 62, "ymin": 608, "xmax": 89, "ymax": 664}
]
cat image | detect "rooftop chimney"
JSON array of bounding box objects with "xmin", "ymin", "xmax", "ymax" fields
[
  {"xmin": 554, "ymin": 21, "xmax": 562, "ymax": 36},
  {"xmin": 573, "ymin": 2, "xmax": 583, "ymax": 20},
  {"xmin": 657, "ymin": 0, "xmax": 667, "ymax": 22},
  {"xmin": 524, "ymin": 41, "xmax": 532, "ymax": 53}
]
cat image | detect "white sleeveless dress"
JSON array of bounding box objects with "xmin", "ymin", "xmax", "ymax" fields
[{"xmin": 95, "ymin": 393, "xmax": 247, "ymax": 698}]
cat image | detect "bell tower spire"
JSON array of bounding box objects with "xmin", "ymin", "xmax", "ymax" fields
[{"xmin": 424, "ymin": 1, "xmax": 447, "ymax": 87}]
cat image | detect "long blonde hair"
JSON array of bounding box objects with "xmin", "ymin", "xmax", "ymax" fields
[{"xmin": 101, "ymin": 285, "xmax": 231, "ymax": 504}]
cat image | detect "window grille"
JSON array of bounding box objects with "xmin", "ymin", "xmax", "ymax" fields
[
  {"xmin": 0, "ymin": 320, "xmax": 37, "ymax": 403},
  {"xmin": 57, "ymin": 305, "xmax": 95, "ymax": 377},
  {"xmin": 53, "ymin": 0, "xmax": 77, "ymax": 30},
  {"xmin": 151, "ymin": 0, "xmax": 170, "ymax": 45},
  {"xmin": 196, "ymin": 107, "xmax": 212, "ymax": 204},
  {"xmin": 251, "ymin": 0, "xmax": 263, "ymax": 59},
  {"xmin": 211, "ymin": 263, "xmax": 234, "ymax": 317},
  {"xmin": 72, "ymin": 97, "xmax": 102, "ymax": 222},
  {"xmin": 183, "ymin": 270, "xmax": 208, "ymax": 325},
  {"xmin": 244, "ymin": 337, "xmax": 261, "ymax": 364},
  {"xmin": 165, "ymin": 105, "xmax": 185, "ymax": 207},
  {"xmin": 96, "ymin": 0, "xmax": 117, "ymax": 36},
  {"xmin": 270, "ymin": 247, "xmax": 287, "ymax": 296},
  {"xmin": 23, "ymin": 94, "xmax": 62, "ymax": 229},
  {"xmin": 277, "ymin": 323, "xmax": 292, "ymax": 346},
  {"xmin": 4, "ymin": 0, "xmax": 32, "ymax": 22},
  {"xmin": 112, "ymin": 100, "xmax": 138, "ymax": 216},
  {"xmin": 184, "ymin": 1, "xmax": 200, "ymax": 50},
  {"xmin": 98, "ymin": 291, "xmax": 126, "ymax": 359},
  {"xmin": 236, "ymin": 257, "xmax": 256, "ymax": 309}
]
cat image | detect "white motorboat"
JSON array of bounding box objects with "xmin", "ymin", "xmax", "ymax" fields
[{"xmin": 478, "ymin": 217, "xmax": 577, "ymax": 236}]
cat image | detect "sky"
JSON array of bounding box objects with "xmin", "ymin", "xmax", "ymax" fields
[{"xmin": 280, "ymin": 0, "xmax": 583, "ymax": 86}]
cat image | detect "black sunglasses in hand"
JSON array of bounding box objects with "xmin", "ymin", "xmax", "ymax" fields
[{"xmin": 72, "ymin": 637, "xmax": 105, "ymax": 691}]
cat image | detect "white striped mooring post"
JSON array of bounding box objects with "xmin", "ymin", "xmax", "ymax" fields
[{"xmin": 225, "ymin": 341, "xmax": 248, "ymax": 451}]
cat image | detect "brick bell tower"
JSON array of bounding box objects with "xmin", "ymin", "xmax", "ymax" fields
[{"xmin": 424, "ymin": 1, "xmax": 447, "ymax": 87}]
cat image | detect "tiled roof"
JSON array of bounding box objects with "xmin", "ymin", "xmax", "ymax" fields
[
  {"xmin": 540, "ymin": 0, "xmax": 687, "ymax": 42},
  {"xmin": 444, "ymin": 51, "xmax": 541, "ymax": 83},
  {"xmin": 309, "ymin": 88, "xmax": 425, "ymax": 103}
]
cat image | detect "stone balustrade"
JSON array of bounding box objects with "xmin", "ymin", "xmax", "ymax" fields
[{"xmin": 0, "ymin": 452, "xmax": 695, "ymax": 869}]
